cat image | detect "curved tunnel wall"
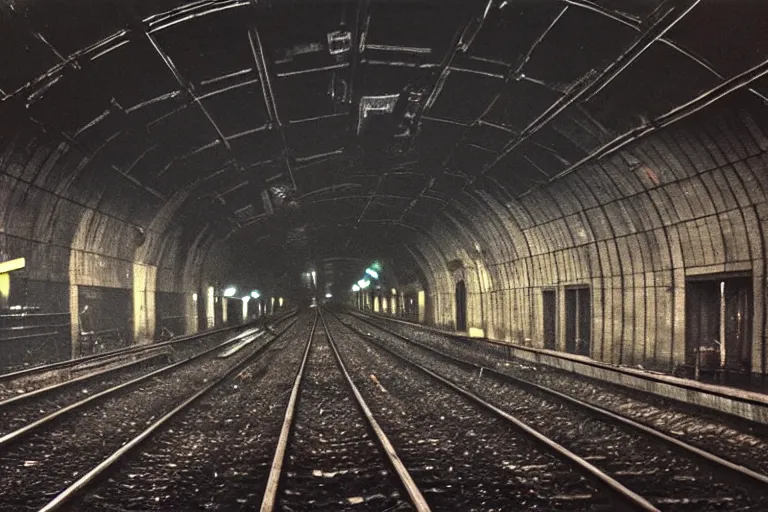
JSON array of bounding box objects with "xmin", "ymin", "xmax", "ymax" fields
[
  {"xmin": 0, "ymin": 1, "xmax": 766, "ymax": 386},
  {"xmin": 0, "ymin": 120, "xmax": 218, "ymax": 363},
  {"xmin": 415, "ymin": 103, "xmax": 768, "ymax": 381}
]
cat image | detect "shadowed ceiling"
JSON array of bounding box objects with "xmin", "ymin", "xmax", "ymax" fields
[{"xmin": 2, "ymin": 0, "xmax": 767, "ymax": 277}]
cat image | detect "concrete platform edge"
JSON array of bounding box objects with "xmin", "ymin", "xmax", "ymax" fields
[{"xmin": 355, "ymin": 310, "xmax": 768, "ymax": 427}]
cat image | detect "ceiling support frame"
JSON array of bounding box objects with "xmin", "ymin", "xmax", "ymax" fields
[
  {"xmin": 564, "ymin": 0, "xmax": 768, "ymax": 104},
  {"xmin": 145, "ymin": 32, "xmax": 232, "ymax": 152},
  {"xmin": 341, "ymin": 173, "xmax": 384, "ymax": 251},
  {"xmin": 438, "ymin": 4, "xmax": 569, "ymax": 182},
  {"xmin": 1, "ymin": 8, "xmax": 168, "ymax": 203},
  {"xmin": 145, "ymin": 30, "xmax": 249, "ymax": 227},
  {"xmin": 540, "ymin": 55, "xmax": 768, "ymax": 188},
  {"xmin": 423, "ymin": 0, "xmax": 494, "ymax": 113},
  {"xmin": 247, "ymin": 23, "xmax": 298, "ymax": 191},
  {"xmin": 473, "ymin": 0, "xmax": 701, "ymax": 182},
  {"xmin": 390, "ymin": 0, "xmax": 494, "ymax": 221}
]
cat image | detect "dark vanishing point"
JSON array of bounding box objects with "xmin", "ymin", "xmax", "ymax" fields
[{"xmin": 1, "ymin": 1, "xmax": 768, "ymax": 510}]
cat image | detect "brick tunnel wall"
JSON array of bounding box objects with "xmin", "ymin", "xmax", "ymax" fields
[
  {"xmin": 411, "ymin": 105, "xmax": 768, "ymax": 382},
  {"xmin": 0, "ymin": 121, "xmax": 221, "ymax": 366}
]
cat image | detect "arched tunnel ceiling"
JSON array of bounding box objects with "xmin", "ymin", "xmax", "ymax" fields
[{"xmin": 2, "ymin": 0, "xmax": 768, "ymax": 272}]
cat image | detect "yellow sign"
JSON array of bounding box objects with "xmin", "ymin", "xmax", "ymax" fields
[{"xmin": 0, "ymin": 257, "xmax": 25, "ymax": 274}]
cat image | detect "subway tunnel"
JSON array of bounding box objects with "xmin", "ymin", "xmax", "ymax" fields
[{"xmin": 2, "ymin": 1, "xmax": 768, "ymax": 510}]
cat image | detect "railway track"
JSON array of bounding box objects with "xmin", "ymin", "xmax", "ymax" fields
[
  {"xmin": 321, "ymin": 311, "xmax": 616, "ymax": 511},
  {"xmin": 337, "ymin": 310, "xmax": 768, "ymax": 511},
  {"xmin": 350, "ymin": 311, "xmax": 768, "ymax": 471},
  {"xmin": 0, "ymin": 314, "xmax": 299, "ymax": 511},
  {"xmin": 261, "ymin": 309, "xmax": 429, "ymax": 511},
  {"xmin": 0, "ymin": 311, "xmax": 297, "ymax": 441},
  {"xmin": 0, "ymin": 307, "xmax": 297, "ymax": 402},
  {"xmin": 3, "ymin": 306, "xmax": 761, "ymax": 510},
  {"xmin": 60, "ymin": 313, "xmax": 316, "ymax": 511}
]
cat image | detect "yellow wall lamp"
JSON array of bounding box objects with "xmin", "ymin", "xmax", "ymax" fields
[{"xmin": 0, "ymin": 257, "xmax": 26, "ymax": 307}]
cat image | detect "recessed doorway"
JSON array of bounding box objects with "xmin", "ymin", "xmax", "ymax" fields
[
  {"xmin": 542, "ymin": 290, "xmax": 557, "ymax": 350},
  {"xmin": 455, "ymin": 279, "xmax": 467, "ymax": 332},
  {"xmin": 565, "ymin": 287, "xmax": 591, "ymax": 356},
  {"xmin": 685, "ymin": 274, "xmax": 752, "ymax": 384}
]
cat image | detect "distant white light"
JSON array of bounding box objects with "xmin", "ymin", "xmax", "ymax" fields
[
  {"xmin": 250, "ymin": 290, "xmax": 261, "ymax": 299},
  {"xmin": 391, "ymin": 288, "xmax": 397, "ymax": 295},
  {"xmin": 352, "ymin": 284, "xmax": 360, "ymax": 292},
  {"xmin": 223, "ymin": 286, "xmax": 237, "ymax": 297},
  {"xmin": 325, "ymin": 293, "xmax": 333, "ymax": 298},
  {"xmin": 192, "ymin": 293, "xmax": 198, "ymax": 301},
  {"xmin": 241, "ymin": 296, "xmax": 250, "ymax": 302},
  {"xmin": 365, "ymin": 268, "xmax": 379, "ymax": 279}
]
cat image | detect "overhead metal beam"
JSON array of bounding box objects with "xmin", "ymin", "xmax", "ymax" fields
[
  {"xmin": 145, "ymin": 30, "xmax": 254, "ymax": 227},
  {"xmin": 288, "ymin": 112, "xmax": 348, "ymax": 125},
  {"xmin": 397, "ymin": 176, "xmax": 437, "ymax": 223},
  {"xmin": 146, "ymin": 0, "xmax": 250, "ymax": 33},
  {"xmin": 564, "ymin": 0, "xmax": 768, "ymax": 105},
  {"xmin": 388, "ymin": 0, "xmax": 496, "ymax": 220},
  {"xmin": 342, "ymin": 173, "xmax": 384, "ymax": 251},
  {"xmin": 423, "ymin": 0, "xmax": 495, "ymax": 112},
  {"xmin": 33, "ymin": 116, "xmax": 169, "ymax": 201},
  {"xmin": 478, "ymin": 0, "xmax": 701, "ymax": 179},
  {"xmin": 305, "ymin": 193, "xmax": 446, "ymax": 205},
  {"xmin": 543, "ymin": 55, "xmax": 768, "ymax": 186},
  {"xmin": 248, "ymin": 25, "xmax": 297, "ymax": 190},
  {"xmin": 276, "ymin": 63, "xmax": 349, "ymax": 78},
  {"xmin": 480, "ymin": 5, "xmax": 568, "ymax": 120},
  {"xmin": 2, "ymin": 10, "xmax": 169, "ymax": 202},
  {"xmin": 145, "ymin": 32, "xmax": 232, "ymax": 151}
]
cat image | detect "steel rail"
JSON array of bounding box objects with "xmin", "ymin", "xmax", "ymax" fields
[
  {"xmin": 331, "ymin": 311, "xmax": 656, "ymax": 512},
  {"xmin": 318, "ymin": 310, "xmax": 432, "ymax": 512},
  {"xmin": 0, "ymin": 316, "xmax": 298, "ymax": 450},
  {"xmin": 259, "ymin": 311, "xmax": 318, "ymax": 512},
  {"xmin": 0, "ymin": 308, "xmax": 297, "ymax": 385},
  {"xmin": 38, "ymin": 310, "xmax": 301, "ymax": 512},
  {"xmin": 349, "ymin": 311, "xmax": 768, "ymax": 497}
]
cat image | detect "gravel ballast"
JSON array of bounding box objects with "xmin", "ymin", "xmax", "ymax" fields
[
  {"xmin": 278, "ymin": 323, "xmax": 408, "ymax": 511},
  {"xmin": 325, "ymin": 313, "xmax": 605, "ymax": 511},
  {"xmin": 59, "ymin": 314, "xmax": 312, "ymax": 511},
  {"xmin": 0, "ymin": 325, "xmax": 284, "ymax": 511},
  {"xmin": 0, "ymin": 354, "xmax": 171, "ymax": 436},
  {"xmin": 341, "ymin": 313, "xmax": 768, "ymax": 510},
  {"xmin": 356, "ymin": 314, "xmax": 768, "ymax": 475},
  {"xmin": 0, "ymin": 326, "xmax": 249, "ymax": 402}
]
